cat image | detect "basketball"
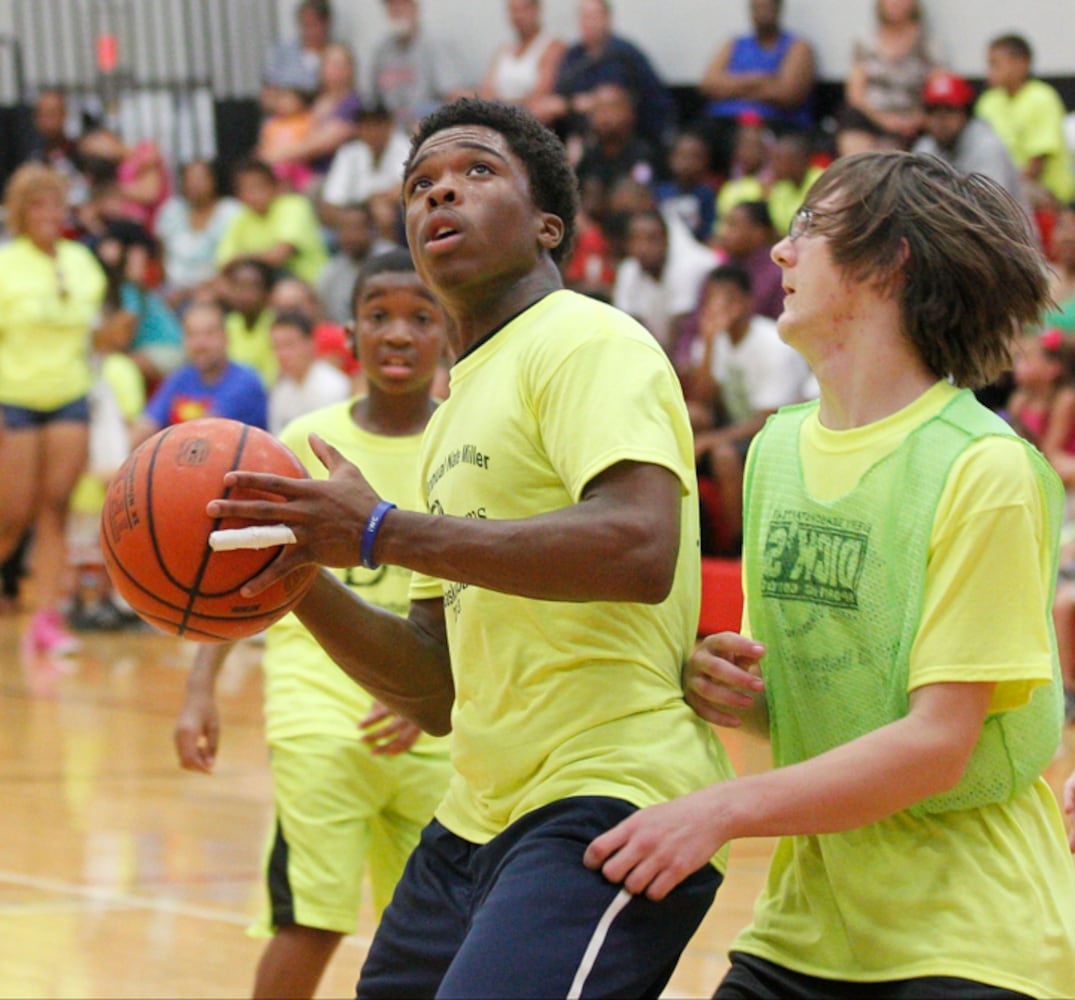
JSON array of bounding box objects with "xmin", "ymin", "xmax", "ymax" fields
[{"xmin": 100, "ymin": 418, "xmax": 319, "ymax": 641}]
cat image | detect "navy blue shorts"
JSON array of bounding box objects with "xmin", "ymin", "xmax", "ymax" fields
[
  {"xmin": 715, "ymin": 952, "xmax": 1034, "ymax": 999},
  {"xmin": 357, "ymin": 795, "xmax": 722, "ymax": 1000},
  {"xmin": 2, "ymin": 397, "xmax": 91, "ymax": 430}
]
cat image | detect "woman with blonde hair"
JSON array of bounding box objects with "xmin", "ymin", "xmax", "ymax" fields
[{"xmin": 0, "ymin": 163, "xmax": 107, "ymax": 655}]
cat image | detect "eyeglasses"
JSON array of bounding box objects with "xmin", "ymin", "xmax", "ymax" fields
[{"xmin": 788, "ymin": 206, "xmax": 827, "ymax": 241}]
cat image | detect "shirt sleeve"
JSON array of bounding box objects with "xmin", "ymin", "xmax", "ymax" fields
[
  {"xmin": 909, "ymin": 436, "xmax": 1056, "ymax": 714},
  {"xmin": 533, "ymin": 332, "xmax": 694, "ymax": 501}
]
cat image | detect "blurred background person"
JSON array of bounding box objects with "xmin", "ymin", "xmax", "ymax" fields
[
  {"xmin": 75, "ymin": 126, "xmax": 172, "ymax": 234},
  {"xmin": 23, "ymin": 89, "xmax": 85, "ymax": 206},
  {"xmin": 267, "ymin": 309, "xmax": 352, "ymax": 435},
  {"xmin": 259, "ymin": 42, "xmax": 362, "ymax": 196},
  {"xmin": 612, "ymin": 206, "xmax": 719, "ymax": 368},
  {"xmin": 710, "ymin": 199, "xmax": 784, "ymax": 320},
  {"xmin": 698, "ymin": 0, "xmax": 816, "ymax": 176},
  {"xmin": 368, "ymin": 0, "xmax": 470, "ymax": 132},
  {"xmin": 216, "ymin": 158, "xmax": 328, "ymax": 286},
  {"xmin": 94, "ymin": 221, "xmax": 184, "ymax": 390},
  {"xmin": 317, "ymin": 201, "xmax": 397, "ymax": 325},
  {"xmin": 479, "ymin": 0, "xmax": 566, "ymax": 117},
  {"xmin": 131, "ymin": 300, "xmax": 267, "ymax": 448},
  {"xmin": 654, "ymin": 130, "xmax": 718, "ymax": 244},
  {"xmin": 912, "ymin": 71, "xmax": 1026, "ymax": 205},
  {"xmin": 155, "ymin": 160, "xmax": 242, "ymax": 312},
  {"xmin": 538, "ymin": 0, "xmax": 676, "ymax": 153},
  {"xmin": 683, "ymin": 262, "xmax": 813, "ymax": 556},
  {"xmin": 0, "ymin": 164, "xmax": 107, "ymax": 656},
  {"xmin": 1044, "ymin": 203, "xmax": 1075, "ymax": 333},
  {"xmin": 839, "ymin": 0, "xmax": 942, "ymax": 147},
  {"xmin": 262, "ymin": 0, "xmax": 334, "ymax": 112},
  {"xmin": 976, "ymin": 33, "xmax": 1075, "ymax": 210},
  {"xmin": 318, "ymin": 102, "xmax": 411, "ymax": 232}
]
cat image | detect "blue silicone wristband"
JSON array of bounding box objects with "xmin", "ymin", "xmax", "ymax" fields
[{"xmin": 360, "ymin": 501, "xmax": 397, "ymax": 570}]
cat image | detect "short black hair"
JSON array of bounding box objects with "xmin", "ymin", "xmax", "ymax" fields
[
  {"xmin": 271, "ymin": 309, "xmax": 315, "ymax": 339},
  {"xmin": 706, "ymin": 262, "xmax": 753, "ymax": 295},
  {"xmin": 990, "ymin": 33, "xmax": 1032, "ymax": 63},
  {"xmin": 223, "ymin": 257, "xmax": 277, "ymax": 290},
  {"xmin": 404, "ymin": 97, "xmax": 579, "ymax": 265},
  {"xmin": 298, "ymin": 0, "xmax": 331, "ymax": 22},
  {"xmin": 350, "ymin": 247, "xmax": 419, "ymax": 315},
  {"xmin": 735, "ymin": 199, "xmax": 774, "ymax": 230},
  {"xmin": 232, "ymin": 157, "xmax": 277, "ymax": 186}
]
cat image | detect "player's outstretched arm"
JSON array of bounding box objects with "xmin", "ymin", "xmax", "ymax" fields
[
  {"xmin": 585, "ymin": 679, "xmax": 994, "ymax": 900},
  {"xmin": 210, "ymin": 435, "xmax": 683, "ymax": 606},
  {"xmin": 175, "ymin": 642, "xmax": 233, "ymax": 773},
  {"xmin": 294, "ymin": 574, "xmax": 454, "ymax": 736}
]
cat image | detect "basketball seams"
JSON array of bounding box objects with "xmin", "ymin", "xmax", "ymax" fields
[{"xmin": 101, "ymin": 418, "xmax": 316, "ymax": 640}]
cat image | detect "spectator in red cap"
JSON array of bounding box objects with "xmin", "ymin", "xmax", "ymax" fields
[{"xmin": 912, "ymin": 70, "xmax": 1027, "ymax": 207}]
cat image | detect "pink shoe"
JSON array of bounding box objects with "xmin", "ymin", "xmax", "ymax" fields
[{"xmin": 25, "ymin": 609, "xmax": 81, "ymax": 657}]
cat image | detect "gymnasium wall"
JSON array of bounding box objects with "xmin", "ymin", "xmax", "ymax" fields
[{"xmin": 310, "ymin": 0, "xmax": 1075, "ymax": 90}]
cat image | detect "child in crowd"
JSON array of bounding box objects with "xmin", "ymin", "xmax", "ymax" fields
[
  {"xmin": 257, "ymin": 80, "xmax": 317, "ymax": 194},
  {"xmin": 267, "ymin": 309, "xmax": 352, "ymax": 436},
  {"xmin": 685, "ymin": 262, "xmax": 813, "ymax": 556},
  {"xmin": 221, "ymin": 258, "xmax": 278, "ymax": 387},
  {"xmin": 655, "ymin": 130, "xmax": 718, "ymax": 244}
]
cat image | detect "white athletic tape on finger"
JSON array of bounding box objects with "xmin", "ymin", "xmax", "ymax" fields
[{"xmin": 209, "ymin": 525, "xmax": 297, "ymax": 551}]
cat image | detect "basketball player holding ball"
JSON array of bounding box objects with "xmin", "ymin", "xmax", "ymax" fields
[
  {"xmin": 174, "ymin": 249, "xmax": 451, "ymax": 1000},
  {"xmin": 207, "ymin": 98, "xmax": 736, "ymax": 998}
]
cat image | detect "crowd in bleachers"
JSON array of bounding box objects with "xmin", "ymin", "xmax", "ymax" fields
[{"xmin": 1, "ymin": 0, "xmax": 1074, "ymax": 690}]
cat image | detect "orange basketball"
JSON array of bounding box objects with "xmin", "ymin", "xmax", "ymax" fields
[{"xmin": 100, "ymin": 418, "xmax": 318, "ymax": 641}]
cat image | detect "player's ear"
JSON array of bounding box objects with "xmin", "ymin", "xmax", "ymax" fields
[{"xmin": 536, "ymin": 211, "xmax": 564, "ymax": 253}]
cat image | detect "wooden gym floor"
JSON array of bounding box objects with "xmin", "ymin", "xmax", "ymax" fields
[{"xmin": 2, "ymin": 610, "xmax": 1073, "ymax": 1000}]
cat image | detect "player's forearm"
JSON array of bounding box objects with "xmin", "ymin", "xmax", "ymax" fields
[
  {"xmin": 186, "ymin": 642, "xmax": 233, "ymax": 694},
  {"xmin": 710, "ymin": 686, "xmax": 990, "ymax": 839},
  {"xmin": 294, "ymin": 572, "xmax": 454, "ymax": 735},
  {"xmin": 375, "ymin": 466, "xmax": 681, "ymax": 604}
]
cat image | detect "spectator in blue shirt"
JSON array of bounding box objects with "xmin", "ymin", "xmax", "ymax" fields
[
  {"xmin": 533, "ymin": 0, "xmax": 676, "ymax": 152},
  {"xmin": 132, "ymin": 299, "xmax": 267, "ymax": 447}
]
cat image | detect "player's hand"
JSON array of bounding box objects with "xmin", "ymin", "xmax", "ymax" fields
[
  {"xmin": 206, "ymin": 434, "xmax": 379, "ymax": 595},
  {"xmin": 359, "ymin": 702, "xmax": 422, "ymax": 756},
  {"xmin": 1063, "ymin": 769, "xmax": 1075, "ymax": 853},
  {"xmin": 685, "ymin": 632, "xmax": 766, "ymax": 728},
  {"xmin": 584, "ymin": 789, "xmax": 728, "ymax": 900},
  {"xmin": 174, "ymin": 688, "xmax": 220, "ymax": 773}
]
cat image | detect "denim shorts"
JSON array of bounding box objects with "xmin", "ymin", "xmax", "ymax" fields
[{"xmin": 2, "ymin": 396, "xmax": 91, "ymax": 429}]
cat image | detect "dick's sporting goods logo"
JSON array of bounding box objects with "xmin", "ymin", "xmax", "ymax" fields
[{"xmin": 760, "ymin": 511, "xmax": 869, "ymax": 608}]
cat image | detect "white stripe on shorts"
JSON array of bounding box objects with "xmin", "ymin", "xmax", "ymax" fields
[{"xmin": 566, "ymin": 887, "xmax": 633, "ymax": 1000}]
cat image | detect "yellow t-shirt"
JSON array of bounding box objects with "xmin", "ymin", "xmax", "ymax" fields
[
  {"xmin": 262, "ymin": 399, "xmax": 445, "ymax": 756},
  {"xmin": 0, "ymin": 237, "xmax": 106, "ymax": 409},
  {"xmin": 767, "ymin": 165, "xmax": 824, "ymax": 237},
  {"xmin": 226, "ymin": 309, "xmax": 277, "ymax": 387},
  {"xmin": 976, "ymin": 80, "xmax": 1075, "ymax": 203},
  {"xmin": 717, "ymin": 175, "xmax": 765, "ymax": 225},
  {"xmin": 735, "ymin": 381, "xmax": 1075, "ymax": 995},
  {"xmin": 216, "ymin": 193, "xmax": 329, "ymax": 284},
  {"xmin": 410, "ymin": 289, "xmax": 736, "ymax": 850}
]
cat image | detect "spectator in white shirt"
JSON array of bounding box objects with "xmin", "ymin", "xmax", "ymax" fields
[
  {"xmin": 268, "ymin": 309, "xmax": 353, "ymax": 436},
  {"xmin": 612, "ymin": 207, "xmax": 719, "ymax": 365},
  {"xmin": 685, "ymin": 262, "xmax": 814, "ymax": 554},
  {"xmin": 318, "ymin": 103, "xmax": 412, "ymax": 230}
]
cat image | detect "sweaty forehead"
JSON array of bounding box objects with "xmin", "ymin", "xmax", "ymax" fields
[{"xmin": 407, "ymin": 126, "xmax": 517, "ymax": 176}]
